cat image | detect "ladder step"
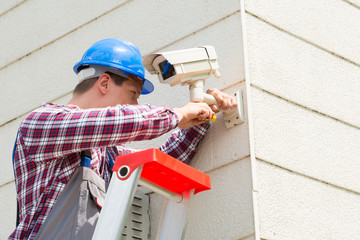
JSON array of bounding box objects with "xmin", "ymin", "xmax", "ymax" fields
[{"xmin": 113, "ymin": 148, "xmax": 211, "ymax": 194}]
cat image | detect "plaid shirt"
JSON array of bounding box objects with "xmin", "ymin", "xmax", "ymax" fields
[{"xmin": 9, "ymin": 103, "xmax": 209, "ymax": 239}]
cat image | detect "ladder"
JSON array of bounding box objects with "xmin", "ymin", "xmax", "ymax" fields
[{"xmin": 92, "ymin": 148, "xmax": 211, "ymax": 240}]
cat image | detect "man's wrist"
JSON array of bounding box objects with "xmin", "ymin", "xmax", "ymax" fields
[{"xmin": 173, "ymin": 108, "xmax": 184, "ymax": 122}]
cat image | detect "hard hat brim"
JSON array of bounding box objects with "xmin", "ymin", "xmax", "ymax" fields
[{"xmin": 141, "ymin": 78, "xmax": 154, "ymax": 95}]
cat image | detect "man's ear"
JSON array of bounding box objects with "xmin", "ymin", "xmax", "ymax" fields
[{"xmin": 97, "ymin": 73, "xmax": 111, "ymax": 95}]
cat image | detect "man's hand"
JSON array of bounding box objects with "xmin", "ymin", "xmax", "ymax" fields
[
  {"xmin": 206, "ymin": 88, "xmax": 237, "ymax": 112},
  {"xmin": 173, "ymin": 89, "xmax": 237, "ymax": 129},
  {"xmin": 173, "ymin": 102, "xmax": 214, "ymax": 129}
]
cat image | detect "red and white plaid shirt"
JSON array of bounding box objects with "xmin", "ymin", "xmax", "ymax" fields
[{"xmin": 9, "ymin": 103, "xmax": 209, "ymax": 239}]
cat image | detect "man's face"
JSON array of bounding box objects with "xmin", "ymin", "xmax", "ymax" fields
[{"xmin": 107, "ymin": 75, "xmax": 143, "ymax": 106}]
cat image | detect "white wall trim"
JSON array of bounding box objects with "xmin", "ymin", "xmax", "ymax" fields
[{"xmin": 240, "ymin": 0, "xmax": 260, "ymax": 239}]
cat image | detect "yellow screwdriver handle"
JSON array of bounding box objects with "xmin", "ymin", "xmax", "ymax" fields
[
  {"xmin": 197, "ymin": 114, "xmax": 216, "ymax": 122},
  {"xmin": 210, "ymin": 114, "xmax": 216, "ymax": 122}
]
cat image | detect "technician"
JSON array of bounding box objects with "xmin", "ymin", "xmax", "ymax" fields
[{"xmin": 9, "ymin": 38, "xmax": 236, "ymax": 239}]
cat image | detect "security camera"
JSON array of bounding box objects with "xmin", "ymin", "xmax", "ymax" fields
[
  {"xmin": 143, "ymin": 46, "xmax": 221, "ymax": 87},
  {"xmin": 143, "ymin": 46, "xmax": 244, "ymax": 129}
]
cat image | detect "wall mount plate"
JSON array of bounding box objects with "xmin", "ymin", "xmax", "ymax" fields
[{"xmin": 223, "ymin": 90, "xmax": 244, "ymax": 129}]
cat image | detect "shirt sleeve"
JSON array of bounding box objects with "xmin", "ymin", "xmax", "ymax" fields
[
  {"xmin": 159, "ymin": 122, "xmax": 210, "ymax": 165},
  {"xmin": 20, "ymin": 104, "xmax": 179, "ymax": 162}
]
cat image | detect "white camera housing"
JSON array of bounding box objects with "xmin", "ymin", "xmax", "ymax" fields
[{"xmin": 143, "ymin": 46, "xmax": 221, "ymax": 87}]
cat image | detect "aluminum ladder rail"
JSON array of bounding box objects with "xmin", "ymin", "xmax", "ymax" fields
[{"xmin": 92, "ymin": 148, "xmax": 211, "ymax": 240}]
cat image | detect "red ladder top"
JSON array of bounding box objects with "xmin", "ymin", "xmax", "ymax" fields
[{"xmin": 113, "ymin": 148, "xmax": 211, "ymax": 194}]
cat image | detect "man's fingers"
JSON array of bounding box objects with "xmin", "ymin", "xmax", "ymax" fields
[
  {"xmin": 207, "ymin": 88, "xmax": 224, "ymax": 106},
  {"xmin": 230, "ymin": 97, "xmax": 237, "ymax": 109},
  {"xmin": 210, "ymin": 105, "xmax": 218, "ymax": 113},
  {"xmin": 207, "ymin": 88, "xmax": 237, "ymax": 111}
]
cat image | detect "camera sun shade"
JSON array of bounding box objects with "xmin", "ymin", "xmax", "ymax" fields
[{"xmin": 143, "ymin": 46, "xmax": 221, "ymax": 87}]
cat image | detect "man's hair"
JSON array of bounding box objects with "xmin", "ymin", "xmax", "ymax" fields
[{"xmin": 73, "ymin": 72, "xmax": 128, "ymax": 95}]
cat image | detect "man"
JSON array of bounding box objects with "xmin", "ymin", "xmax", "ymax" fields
[{"xmin": 10, "ymin": 38, "xmax": 236, "ymax": 239}]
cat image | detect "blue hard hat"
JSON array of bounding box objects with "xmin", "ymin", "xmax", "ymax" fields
[{"xmin": 73, "ymin": 38, "xmax": 154, "ymax": 95}]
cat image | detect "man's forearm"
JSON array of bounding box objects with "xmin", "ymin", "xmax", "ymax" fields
[{"xmin": 20, "ymin": 103, "xmax": 179, "ymax": 162}]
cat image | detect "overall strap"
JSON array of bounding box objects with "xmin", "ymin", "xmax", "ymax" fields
[
  {"xmin": 12, "ymin": 130, "xmax": 20, "ymax": 226},
  {"xmin": 80, "ymin": 150, "xmax": 92, "ymax": 168},
  {"xmin": 12, "ymin": 132, "xmax": 19, "ymax": 173}
]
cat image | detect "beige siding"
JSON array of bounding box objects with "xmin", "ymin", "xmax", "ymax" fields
[
  {"xmin": 252, "ymin": 87, "xmax": 360, "ymax": 193},
  {"xmin": 245, "ymin": 13, "xmax": 360, "ymax": 127},
  {"xmin": 0, "ymin": 118, "xmax": 23, "ymax": 185},
  {"xmin": 245, "ymin": 0, "xmax": 360, "ymax": 239},
  {"xmin": 0, "ymin": 0, "xmax": 129, "ymax": 68},
  {"xmin": 187, "ymin": 157, "xmax": 255, "ymax": 240},
  {"xmin": 0, "ymin": 183, "xmax": 17, "ymax": 238},
  {"xmin": 245, "ymin": 0, "xmax": 360, "ymax": 65},
  {"xmin": 257, "ymin": 160, "xmax": 360, "ymax": 239},
  {"xmin": 0, "ymin": 0, "xmax": 24, "ymax": 16}
]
